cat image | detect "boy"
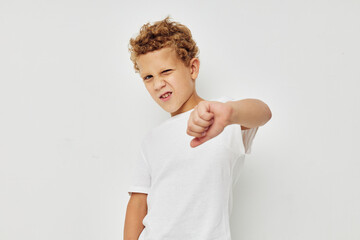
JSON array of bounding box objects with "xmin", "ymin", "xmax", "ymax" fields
[{"xmin": 124, "ymin": 16, "xmax": 272, "ymax": 240}]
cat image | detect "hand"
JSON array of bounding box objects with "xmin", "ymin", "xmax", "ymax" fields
[{"xmin": 186, "ymin": 100, "xmax": 233, "ymax": 148}]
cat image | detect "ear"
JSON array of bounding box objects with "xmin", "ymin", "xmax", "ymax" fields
[{"xmin": 189, "ymin": 57, "xmax": 200, "ymax": 80}]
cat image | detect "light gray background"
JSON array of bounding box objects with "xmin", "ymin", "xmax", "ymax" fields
[{"xmin": 1, "ymin": 0, "xmax": 359, "ymax": 239}]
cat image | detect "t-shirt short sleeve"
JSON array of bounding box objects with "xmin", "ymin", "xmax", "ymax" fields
[
  {"xmin": 241, "ymin": 126, "xmax": 258, "ymax": 154},
  {"xmin": 127, "ymin": 147, "xmax": 151, "ymax": 196}
]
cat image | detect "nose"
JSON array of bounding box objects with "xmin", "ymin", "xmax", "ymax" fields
[{"xmin": 153, "ymin": 77, "xmax": 166, "ymax": 91}]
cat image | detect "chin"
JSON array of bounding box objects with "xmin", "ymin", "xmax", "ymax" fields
[
  {"xmin": 165, "ymin": 108, "xmax": 175, "ymax": 114},
  {"xmin": 164, "ymin": 106, "xmax": 178, "ymax": 115}
]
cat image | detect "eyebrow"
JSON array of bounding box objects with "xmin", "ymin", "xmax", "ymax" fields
[{"xmin": 144, "ymin": 67, "xmax": 174, "ymax": 77}]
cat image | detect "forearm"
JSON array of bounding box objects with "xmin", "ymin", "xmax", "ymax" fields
[
  {"xmin": 225, "ymin": 98, "xmax": 272, "ymax": 128},
  {"xmin": 124, "ymin": 197, "xmax": 147, "ymax": 240}
]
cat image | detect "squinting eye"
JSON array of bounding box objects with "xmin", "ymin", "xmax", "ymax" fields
[{"xmin": 144, "ymin": 76, "xmax": 152, "ymax": 80}]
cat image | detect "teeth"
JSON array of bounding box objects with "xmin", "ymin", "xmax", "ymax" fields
[{"xmin": 161, "ymin": 92, "xmax": 171, "ymax": 98}]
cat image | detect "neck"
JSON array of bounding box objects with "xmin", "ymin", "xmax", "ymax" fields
[{"xmin": 171, "ymin": 93, "xmax": 206, "ymax": 117}]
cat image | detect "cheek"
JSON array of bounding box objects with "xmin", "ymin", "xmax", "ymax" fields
[
  {"xmin": 144, "ymin": 84, "xmax": 151, "ymax": 92},
  {"xmin": 170, "ymin": 73, "xmax": 188, "ymax": 87},
  {"xmin": 144, "ymin": 84, "xmax": 155, "ymax": 96}
]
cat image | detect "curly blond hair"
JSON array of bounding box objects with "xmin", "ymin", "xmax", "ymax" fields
[{"xmin": 128, "ymin": 15, "xmax": 200, "ymax": 73}]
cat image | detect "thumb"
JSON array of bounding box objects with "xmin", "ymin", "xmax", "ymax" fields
[{"xmin": 190, "ymin": 134, "xmax": 210, "ymax": 148}]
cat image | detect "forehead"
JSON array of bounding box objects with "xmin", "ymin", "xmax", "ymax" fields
[{"xmin": 137, "ymin": 47, "xmax": 182, "ymax": 73}]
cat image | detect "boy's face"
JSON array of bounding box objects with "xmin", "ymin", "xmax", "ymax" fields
[{"xmin": 136, "ymin": 47, "xmax": 201, "ymax": 117}]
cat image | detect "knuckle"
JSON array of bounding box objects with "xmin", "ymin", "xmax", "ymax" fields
[
  {"xmin": 187, "ymin": 129, "xmax": 195, "ymax": 136},
  {"xmin": 199, "ymin": 111, "xmax": 208, "ymax": 120},
  {"xmin": 194, "ymin": 117, "xmax": 200, "ymax": 124}
]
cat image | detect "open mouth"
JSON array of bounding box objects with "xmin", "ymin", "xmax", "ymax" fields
[{"xmin": 160, "ymin": 92, "xmax": 172, "ymax": 99}]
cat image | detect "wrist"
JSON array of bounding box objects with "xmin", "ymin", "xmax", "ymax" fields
[{"xmin": 224, "ymin": 101, "xmax": 237, "ymax": 126}]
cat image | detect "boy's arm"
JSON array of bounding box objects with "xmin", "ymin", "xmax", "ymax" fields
[
  {"xmin": 124, "ymin": 193, "xmax": 148, "ymax": 240},
  {"xmin": 187, "ymin": 98, "xmax": 271, "ymax": 148},
  {"xmin": 226, "ymin": 98, "xmax": 272, "ymax": 128}
]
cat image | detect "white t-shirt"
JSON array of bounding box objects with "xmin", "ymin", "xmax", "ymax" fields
[{"xmin": 127, "ymin": 96, "xmax": 259, "ymax": 240}]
